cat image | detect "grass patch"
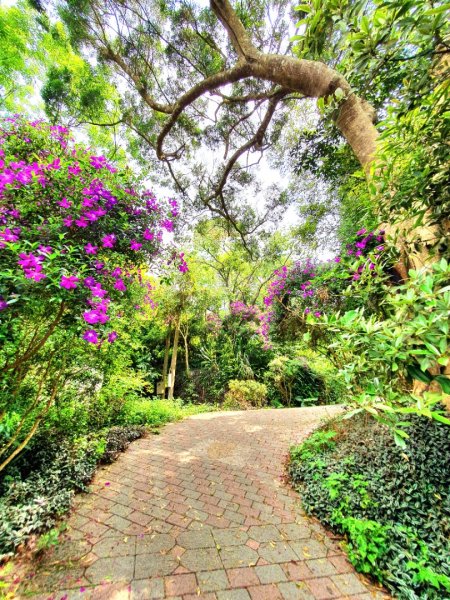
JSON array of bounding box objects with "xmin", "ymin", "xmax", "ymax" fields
[{"xmin": 117, "ymin": 398, "xmax": 216, "ymax": 427}]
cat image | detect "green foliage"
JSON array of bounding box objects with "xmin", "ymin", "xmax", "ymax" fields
[
  {"xmin": 36, "ymin": 524, "xmax": 66, "ymax": 552},
  {"xmin": 289, "ymin": 412, "xmax": 450, "ymax": 599},
  {"xmin": 290, "ymin": 429, "xmax": 336, "ymax": 462},
  {"xmin": 117, "ymin": 398, "xmax": 213, "ymax": 427},
  {"xmin": 264, "ymin": 354, "xmax": 341, "ymax": 407},
  {"xmin": 338, "ymin": 517, "xmax": 390, "ymax": 580},
  {"xmin": 0, "ymin": 425, "xmax": 144, "ymax": 557},
  {"xmin": 99, "ymin": 426, "xmax": 145, "ymax": 464},
  {"xmin": 223, "ymin": 380, "xmax": 268, "ymax": 410},
  {"xmin": 310, "ymin": 259, "xmax": 450, "ymax": 429}
]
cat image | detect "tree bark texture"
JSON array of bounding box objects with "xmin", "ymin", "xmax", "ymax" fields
[
  {"xmin": 167, "ymin": 321, "xmax": 180, "ymax": 401},
  {"xmin": 162, "ymin": 333, "xmax": 171, "ymax": 397}
]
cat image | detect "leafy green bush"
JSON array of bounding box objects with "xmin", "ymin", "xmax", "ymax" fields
[
  {"xmin": 305, "ymin": 259, "xmax": 450, "ymax": 429},
  {"xmin": 100, "ymin": 426, "xmax": 146, "ymax": 464},
  {"xmin": 117, "ymin": 397, "xmax": 212, "ymax": 426},
  {"xmin": 264, "ymin": 354, "xmax": 342, "ymax": 407},
  {"xmin": 288, "ymin": 412, "xmax": 450, "ymax": 599},
  {"xmin": 223, "ymin": 380, "xmax": 267, "ymax": 410}
]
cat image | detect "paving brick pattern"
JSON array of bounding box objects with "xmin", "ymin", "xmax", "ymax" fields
[{"xmin": 16, "ymin": 406, "xmax": 388, "ymax": 599}]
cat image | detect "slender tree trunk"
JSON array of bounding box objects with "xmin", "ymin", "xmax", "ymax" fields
[
  {"xmin": 162, "ymin": 333, "xmax": 171, "ymax": 398},
  {"xmin": 0, "ymin": 375, "xmax": 61, "ymax": 473},
  {"xmin": 1, "ymin": 302, "xmax": 65, "ymax": 374},
  {"xmin": 167, "ymin": 320, "xmax": 180, "ymax": 401},
  {"xmin": 180, "ymin": 326, "xmax": 190, "ymax": 377},
  {"xmin": 0, "ymin": 358, "xmax": 53, "ymax": 459},
  {"xmin": 184, "ymin": 335, "xmax": 190, "ymax": 377}
]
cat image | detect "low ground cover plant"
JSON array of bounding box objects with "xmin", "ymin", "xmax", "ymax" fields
[
  {"xmin": 0, "ymin": 398, "xmax": 210, "ymax": 558},
  {"xmin": 288, "ymin": 412, "xmax": 450, "ymax": 599}
]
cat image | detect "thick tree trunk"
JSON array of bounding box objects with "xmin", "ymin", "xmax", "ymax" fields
[
  {"xmin": 250, "ymin": 56, "xmax": 379, "ymax": 169},
  {"xmin": 211, "ymin": 0, "xmax": 379, "ymax": 169},
  {"xmin": 167, "ymin": 321, "xmax": 180, "ymax": 401}
]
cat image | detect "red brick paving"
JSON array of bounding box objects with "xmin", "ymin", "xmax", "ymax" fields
[{"xmin": 13, "ymin": 406, "xmax": 389, "ymax": 599}]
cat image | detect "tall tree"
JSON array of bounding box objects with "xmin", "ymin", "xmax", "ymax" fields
[{"xmin": 52, "ymin": 0, "xmax": 378, "ymax": 238}]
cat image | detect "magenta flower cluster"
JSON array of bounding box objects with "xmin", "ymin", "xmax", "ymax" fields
[
  {"xmin": 0, "ymin": 116, "xmax": 185, "ymax": 343},
  {"xmin": 237, "ymin": 229, "xmax": 388, "ymax": 349},
  {"xmin": 229, "ymin": 301, "xmax": 272, "ymax": 349}
]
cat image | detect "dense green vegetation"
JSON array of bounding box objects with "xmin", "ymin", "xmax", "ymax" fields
[
  {"xmin": 0, "ymin": 0, "xmax": 449, "ymax": 595},
  {"xmin": 289, "ymin": 411, "xmax": 450, "ymax": 599}
]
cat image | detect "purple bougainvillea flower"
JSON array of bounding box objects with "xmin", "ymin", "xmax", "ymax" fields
[
  {"xmin": 114, "ymin": 279, "xmax": 127, "ymax": 292},
  {"xmin": 75, "ymin": 217, "xmax": 88, "ymax": 228},
  {"xmin": 83, "ymin": 310, "xmax": 102, "ymax": 325},
  {"xmin": 369, "ymin": 262, "xmax": 376, "ymax": 270},
  {"xmin": 58, "ymin": 197, "xmax": 72, "ymax": 209},
  {"xmin": 0, "ymin": 298, "xmax": 8, "ymax": 310},
  {"xmin": 82, "ymin": 197, "xmax": 95, "ymax": 208},
  {"xmin": 356, "ymin": 228, "xmax": 367, "ymax": 236},
  {"xmin": 84, "ymin": 210, "xmax": 100, "ymax": 222},
  {"xmin": 90, "ymin": 285, "xmax": 107, "ymax": 298},
  {"xmin": 26, "ymin": 270, "xmax": 47, "ymax": 282},
  {"xmin": 63, "ymin": 217, "xmax": 73, "ymax": 227},
  {"xmin": 108, "ymin": 331, "xmax": 118, "ymax": 343},
  {"xmin": 83, "ymin": 330, "xmax": 98, "ymax": 344},
  {"xmin": 314, "ymin": 311, "xmax": 321, "ymax": 317},
  {"xmin": 90, "ymin": 155, "xmax": 107, "ymax": 169},
  {"xmin": 60, "ymin": 275, "xmax": 79, "ymax": 289},
  {"xmin": 0, "ymin": 228, "xmax": 19, "ymax": 242},
  {"xmin": 143, "ymin": 228, "xmax": 154, "ymax": 241},
  {"xmin": 18, "ymin": 252, "xmax": 43, "ymax": 269},
  {"xmin": 85, "ymin": 243, "xmax": 98, "ymax": 255},
  {"xmin": 38, "ymin": 245, "xmax": 52, "ymax": 254},
  {"xmin": 102, "ymin": 234, "xmax": 116, "ymax": 248},
  {"xmin": 130, "ymin": 240, "xmax": 142, "ymax": 251},
  {"xmin": 68, "ymin": 163, "xmax": 81, "ymax": 177},
  {"xmin": 334, "ymin": 256, "xmax": 341, "ymax": 263},
  {"xmin": 84, "ymin": 276, "xmax": 97, "ymax": 288},
  {"xmin": 47, "ymin": 157, "xmax": 61, "ymax": 170},
  {"xmin": 161, "ymin": 219, "xmax": 174, "ymax": 232}
]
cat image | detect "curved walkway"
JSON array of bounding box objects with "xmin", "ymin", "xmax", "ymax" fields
[{"xmin": 17, "ymin": 406, "xmax": 387, "ymax": 599}]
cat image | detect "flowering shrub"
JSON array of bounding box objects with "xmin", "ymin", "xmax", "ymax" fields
[
  {"xmin": 229, "ymin": 300, "xmax": 273, "ymax": 349},
  {"xmin": 0, "ymin": 116, "xmax": 184, "ymax": 347},
  {"xmin": 263, "ymin": 229, "xmax": 388, "ymax": 321},
  {"xmin": 315, "ymin": 259, "xmax": 450, "ymax": 438},
  {"xmin": 0, "ymin": 115, "xmax": 185, "ymax": 470}
]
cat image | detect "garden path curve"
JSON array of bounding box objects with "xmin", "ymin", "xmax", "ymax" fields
[{"xmin": 18, "ymin": 406, "xmax": 388, "ymax": 600}]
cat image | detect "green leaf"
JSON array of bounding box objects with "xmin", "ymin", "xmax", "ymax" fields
[
  {"xmin": 434, "ymin": 375, "xmax": 450, "ymax": 394},
  {"xmin": 394, "ymin": 431, "xmax": 407, "ymax": 448},
  {"xmin": 295, "ymin": 4, "xmax": 311, "ymax": 13},
  {"xmin": 430, "ymin": 411, "xmax": 450, "ymax": 425},
  {"xmin": 407, "ymin": 365, "xmax": 432, "ymax": 384}
]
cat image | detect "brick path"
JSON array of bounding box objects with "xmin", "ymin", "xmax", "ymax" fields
[{"xmin": 17, "ymin": 406, "xmax": 388, "ymax": 599}]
